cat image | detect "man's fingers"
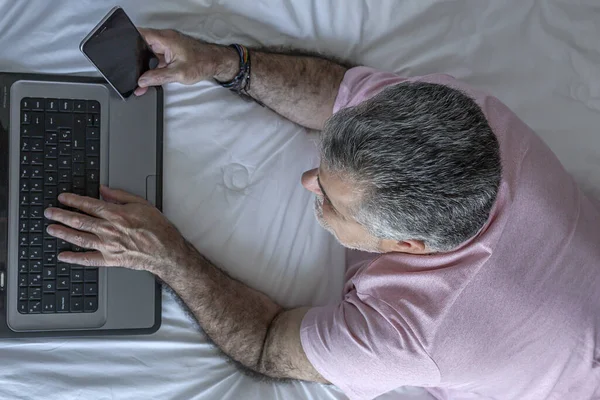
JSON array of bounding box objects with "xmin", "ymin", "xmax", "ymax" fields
[
  {"xmin": 100, "ymin": 185, "xmax": 149, "ymax": 205},
  {"xmin": 57, "ymin": 250, "xmax": 107, "ymax": 267},
  {"xmin": 44, "ymin": 207, "xmax": 104, "ymax": 234},
  {"xmin": 47, "ymin": 224, "xmax": 101, "ymax": 250},
  {"xmin": 52, "ymin": 193, "xmax": 112, "ymax": 218},
  {"xmin": 138, "ymin": 67, "xmax": 180, "ymax": 88}
]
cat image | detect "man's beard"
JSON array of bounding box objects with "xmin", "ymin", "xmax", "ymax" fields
[{"xmin": 313, "ymin": 195, "xmax": 381, "ymax": 253}]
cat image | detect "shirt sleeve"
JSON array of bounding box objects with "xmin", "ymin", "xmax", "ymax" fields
[
  {"xmin": 333, "ymin": 66, "xmax": 460, "ymax": 114},
  {"xmin": 300, "ymin": 289, "xmax": 440, "ymax": 400}
]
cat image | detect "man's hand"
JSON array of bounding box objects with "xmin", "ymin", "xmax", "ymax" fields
[
  {"xmin": 44, "ymin": 185, "xmax": 185, "ymax": 273},
  {"xmin": 135, "ymin": 28, "xmax": 237, "ymax": 96},
  {"xmin": 134, "ymin": 27, "xmax": 347, "ymax": 130},
  {"xmin": 45, "ymin": 186, "xmax": 327, "ymax": 383}
]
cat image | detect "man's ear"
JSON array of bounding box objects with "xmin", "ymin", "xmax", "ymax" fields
[{"xmin": 380, "ymin": 239, "xmax": 427, "ymax": 254}]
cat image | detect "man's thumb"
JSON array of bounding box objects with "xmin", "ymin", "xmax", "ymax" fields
[{"xmin": 138, "ymin": 68, "xmax": 179, "ymax": 87}]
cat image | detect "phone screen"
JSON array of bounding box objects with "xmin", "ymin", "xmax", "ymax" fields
[{"xmin": 82, "ymin": 8, "xmax": 155, "ymax": 98}]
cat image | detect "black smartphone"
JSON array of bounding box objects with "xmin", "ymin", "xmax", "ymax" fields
[{"xmin": 80, "ymin": 6, "xmax": 158, "ymax": 99}]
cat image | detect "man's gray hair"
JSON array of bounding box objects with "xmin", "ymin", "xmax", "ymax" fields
[{"xmin": 320, "ymin": 82, "xmax": 502, "ymax": 252}]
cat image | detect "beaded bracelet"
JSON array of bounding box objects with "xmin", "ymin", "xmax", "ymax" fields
[{"xmin": 216, "ymin": 44, "xmax": 252, "ymax": 97}]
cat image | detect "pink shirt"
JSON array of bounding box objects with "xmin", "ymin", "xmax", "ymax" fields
[{"xmin": 300, "ymin": 67, "xmax": 600, "ymax": 400}]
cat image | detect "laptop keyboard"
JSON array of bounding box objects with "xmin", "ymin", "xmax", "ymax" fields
[{"xmin": 17, "ymin": 97, "xmax": 100, "ymax": 314}]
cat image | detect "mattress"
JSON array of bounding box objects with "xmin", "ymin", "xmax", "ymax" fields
[{"xmin": 0, "ymin": 0, "xmax": 598, "ymax": 399}]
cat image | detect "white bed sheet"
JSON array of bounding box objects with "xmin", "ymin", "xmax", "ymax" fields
[{"xmin": 0, "ymin": 1, "xmax": 598, "ymax": 399}]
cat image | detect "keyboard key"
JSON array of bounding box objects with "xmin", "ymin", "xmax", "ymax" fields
[
  {"xmin": 31, "ymin": 112, "xmax": 44, "ymax": 127},
  {"xmin": 29, "ymin": 233, "xmax": 42, "ymax": 246},
  {"xmin": 71, "ymin": 269, "xmax": 83, "ymax": 282},
  {"xmin": 73, "ymin": 162, "xmax": 85, "ymax": 176},
  {"xmin": 86, "ymin": 114, "xmax": 94, "ymax": 126},
  {"xmin": 57, "ymin": 291, "xmax": 70, "ymax": 312},
  {"xmin": 43, "ymin": 266, "xmax": 56, "ymax": 279},
  {"xmin": 42, "ymin": 294, "xmax": 56, "ymax": 313},
  {"xmin": 21, "ymin": 98, "xmax": 31, "ymax": 110},
  {"xmin": 20, "ymin": 181, "xmax": 30, "ymax": 193},
  {"xmin": 57, "ymin": 277, "xmax": 70, "ymax": 290},
  {"xmin": 21, "ymin": 138, "xmax": 30, "ymax": 151},
  {"xmin": 44, "ymin": 238, "xmax": 56, "ymax": 252},
  {"xmin": 59, "ymin": 142, "xmax": 72, "ymax": 155},
  {"xmin": 86, "ymin": 127, "xmax": 99, "ymax": 140},
  {"xmin": 44, "ymin": 199, "xmax": 57, "ymax": 209},
  {"xmin": 58, "ymin": 156, "xmax": 70, "ymax": 169},
  {"xmin": 70, "ymin": 297, "xmax": 83, "ymax": 312},
  {"xmin": 30, "ymin": 219, "xmax": 42, "ymax": 232},
  {"xmin": 29, "ymin": 247, "xmax": 42, "ymax": 259},
  {"xmin": 86, "ymin": 157, "xmax": 99, "ymax": 169},
  {"xmin": 30, "ymin": 179, "xmax": 42, "ymax": 192},
  {"xmin": 19, "ymin": 232, "xmax": 28, "ymax": 246},
  {"xmin": 59, "ymin": 99, "xmax": 73, "ymax": 112},
  {"xmin": 59, "ymin": 170, "xmax": 71, "ymax": 182},
  {"xmin": 58, "ymin": 182, "xmax": 71, "ymax": 194},
  {"xmin": 45, "ymin": 98, "xmax": 59, "ymax": 111},
  {"xmin": 44, "ymin": 185, "xmax": 57, "ymax": 198},
  {"xmin": 43, "ymin": 280, "xmax": 56, "ymax": 293},
  {"xmin": 57, "ymin": 240, "xmax": 70, "ymax": 251},
  {"xmin": 45, "ymin": 131, "xmax": 58, "ymax": 145},
  {"xmin": 19, "ymin": 287, "xmax": 28, "ymax": 300},
  {"xmin": 44, "ymin": 157, "xmax": 57, "ymax": 170},
  {"xmin": 22, "ymin": 124, "xmax": 43, "ymax": 137},
  {"xmin": 29, "ymin": 260, "xmax": 42, "ymax": 273},
  {"xmin": 19, "ymin": 274, "xmax": 28, "ymax": 287},
  {"xmin": 31, "ymin": 166, "xmax": 43, "ymax": 179},
  {"xmin": 86, "ymin": 170, "xmax": 99, "ymax": 183},
  {"xmin": 86, "ymin": 140, "xmax": 99, "ymax": 155},
  {"xmin": 84, "ymin": 268, "xmax": 98, "ymax": 282},
  {"xmin": 84, "ymin": 283, "xmax": 98, "ymax": 295},
  {"xmin": 28, "ymin": 287, "xmax": 42, "ymax": 300},
  {"xmin": 74, "ymin": 100, "xmax": 86, "ymax": 112},
  {"xmin": 71, "ymin": 283, "xmax": 83, "ymax": 296},
  {"xmin": 28, "ymin": 300, "xmax": 42, "ymax": 314},
  {"xmin": 44, "ymin": 171, "xmax": 57, "ymax": 185},
  {"xmin": 19, "ymin": 220, "xmax": 29, "ymax": 234},
  {"xmin": 74, "ymin": 114, "xmax": 86, "ymax": 135},
  {"xmin": 59, "ymin": 128, "xmax": 72, "ymax": 141},
  {"xmin": 87, "ymin": 100, "xmax": 100, "ymax": 113},
  {"xmin": 57, "ymin": 263, "xmax": 70, "ymax": 275},
  {"xmin": 73, "ymin": 176, "xmax": 85, "ymax": 189},
  {"xmin": 20, "ymin": 206, "xmax": 28, "ymax": 218},
  {"xmin": 18, "ymin": 301, "xmax": 28, "ymax": 314},
  {"xmin": 30, "ymin": 206, "xmax": 43, "ymax": 219},
  {"xmin": 30, "ymin": 138, "xmax": 43, "ymax": 152},
  {"xmin": 72, "ymin": 149, "xmax": 85, "ymax": 163},
  {"xmin": 84, "ymin": 297, "xmax": 98, "ymax": 313},
  {"xmin": 21, "ymin": 111, "xmax": 30, "ymax": 124},
  {"xmin": 20, "ymin": 193, "xmax": 28, "ymax": 205},
  {"xmin": 44, "ymin": 252, "xmax": 57, "ymax": 265},
  {"xmin": 93, "ymin": 114, "xmax": 100, "ymax": 126},
  {"xmin": 31, "ymin": 98, "xmax": 44, "ymax": 110},
  {"xmin": 46, "ymin": 113, "xmax": 73, "ymax": 130},
  {"xmin": 30, "ymin": 192, "xmax": 43, "ymax": 205},
  {"xmin": 21, "ymin": 166, "xmax": 31, "ymax": 179},
  {"xmin": 29, "ymin": 273, "xmax": 42, "ymax": 286},
  {"xmin": 31, "ymin": 153, "xmax": 43, "ymax": 165},
  {"xmin": 45, "ymin": 145, "xmax": 58, "ymax": 158},
  {"xmin": 86, "ymin": 184, "xmax": 99, "ymax": 198},
  {"xmin": 20, "ymin": 152, "xmax": 30, "ymax": 165},
  {"xmin": 18, "ymin": 260, "xmax": 28, "ymax": 273},
  {"xmin": 19, "ymin": 247, "xmax": 28, "ymax": 260}
]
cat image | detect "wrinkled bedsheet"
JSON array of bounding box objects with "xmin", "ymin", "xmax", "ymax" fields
[{"xmin": 0, "ymin": 0, "xmax": 598, "ymax": 399}]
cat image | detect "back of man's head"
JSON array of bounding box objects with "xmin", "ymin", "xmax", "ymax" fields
[{"xmin": 320, "ymin": 82, "xmax": 502, "ymax": 252}]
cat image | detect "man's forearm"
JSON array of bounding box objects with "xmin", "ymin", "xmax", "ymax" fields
[
  {"xmin": 156, "ymin": 240, "xmax": 283, "ymax": 372},
  {"xmin": 214, "ymin": 47, "xmax": 348, "ymax": 130}
]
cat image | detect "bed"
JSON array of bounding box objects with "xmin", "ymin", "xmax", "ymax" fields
[{"xmin": 0, "ymin": 0, "xmax": 598, "ymax": 399}]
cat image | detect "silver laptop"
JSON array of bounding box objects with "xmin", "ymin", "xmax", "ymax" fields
[{"xmin": 0, "ymin": 73, "xmax": 163, "ymax": 337}]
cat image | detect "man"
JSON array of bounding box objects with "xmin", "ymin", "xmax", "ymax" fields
[{"xmin": 44, "ymin": 28, "xmax": 600, "ymax": 400}]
